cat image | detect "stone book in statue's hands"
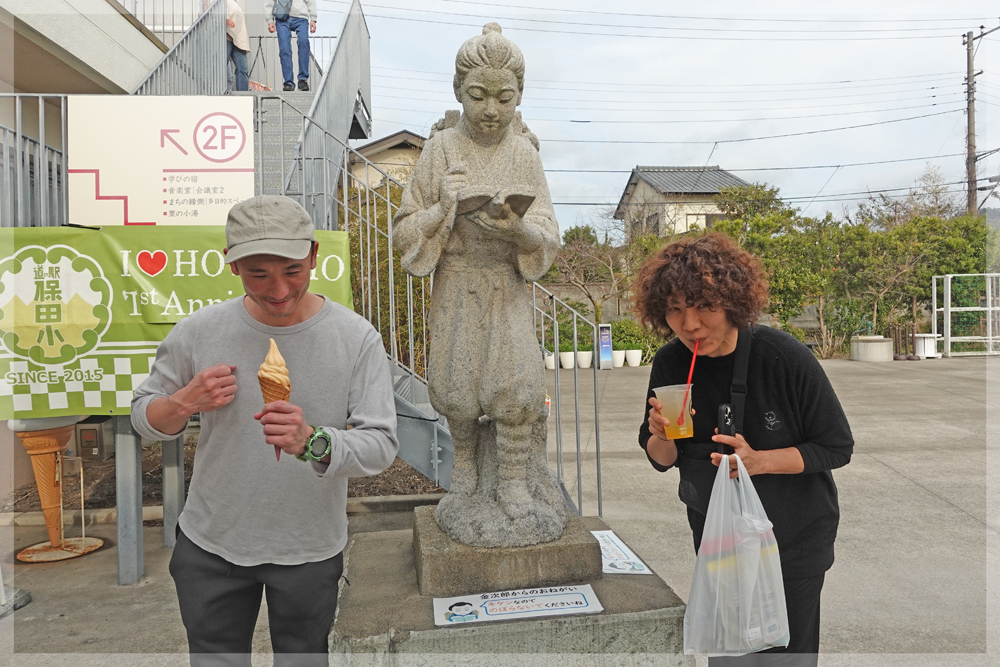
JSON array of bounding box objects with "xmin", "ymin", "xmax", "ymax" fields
[{"xmin": 455, "ymin": 186, "xmax": 536, "ymax": 219}]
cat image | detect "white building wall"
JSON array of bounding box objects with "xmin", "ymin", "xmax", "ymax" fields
[
  {"xmin": 2, "ymin": 0, "xmax": 166, "ymax": 93},
  {"xmin": 350, "ymin": 145, "xmax": 419, "ymax": 188},
  {"xmin": 623, "ymin": 179, "xmax": 723, "ymax": 236}
]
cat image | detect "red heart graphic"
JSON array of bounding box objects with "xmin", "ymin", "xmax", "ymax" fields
[{"xmin": 137, "ymin": 250, "xmax": 168, "ymax": 277}]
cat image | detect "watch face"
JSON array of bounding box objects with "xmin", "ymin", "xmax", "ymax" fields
[{"xmin": 310, "ymin": 433, "xmax": 331, "ymax": 458}]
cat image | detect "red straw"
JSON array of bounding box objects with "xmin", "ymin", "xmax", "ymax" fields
[
  {"xmin": 275, "ymin": 445, "xmax": 281, "ymax": 461},
  {"xmin": 677, "ymin": 340, "xmax": 699, "ymax": 425}
]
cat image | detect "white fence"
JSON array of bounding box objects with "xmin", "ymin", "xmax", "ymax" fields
[{"xmin": 931, "ymin": 273, "xmax": 1000, "ymax": 356}]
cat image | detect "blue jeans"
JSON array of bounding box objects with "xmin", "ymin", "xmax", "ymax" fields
[
  {"xmin": 275, "ymin": 16, "xmax": 310, "ymax": 86},
  {"xmin": 227, "ymin": 40, "xmax": 249, "ymax": 92}
]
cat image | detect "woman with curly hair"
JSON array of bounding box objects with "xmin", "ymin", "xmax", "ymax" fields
[{"xmin": 634, "ymin": 233, "xmax": 853, "ymax": 666}]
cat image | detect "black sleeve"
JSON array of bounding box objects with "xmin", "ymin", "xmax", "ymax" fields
[
  {"xmin": 639, "ymin": 346, "xmax": 673, "ymax": 473},
  {"xmin": 787, "ymin": 342, "xmax": 854, "ymax": 473}
]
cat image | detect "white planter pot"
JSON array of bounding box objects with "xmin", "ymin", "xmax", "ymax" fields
[
  {"xmin": 544, "ymin": 352, "xmax": 556, "ymax": 370},
  {"xmin": 625, "ymin": 349, "xmax": 643, "ymax": 367},
  {"xmin": 577, "ymin": 351, "xmax": 593, "ymax": 369},
  {"xmin": 611, "ymin": 350, "xmax": 626, "ymax": 368},
  {"xmin": 559, "ymin": 351, "xmax": 576, "ymax": 369}
]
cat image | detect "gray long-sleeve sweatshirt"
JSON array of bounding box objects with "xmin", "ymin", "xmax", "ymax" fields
[
  {"xmin": 131, "ymin": 296, "xmax": 398, "ymax": 566},
  {"xmin": 264, "ymin": 0, "xmax": 316, "ymax": 21}
]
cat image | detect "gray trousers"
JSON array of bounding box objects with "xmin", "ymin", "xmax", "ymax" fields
[{"xmin": 169, "ymin": 529, "xmax": 343, "ymax": 667}]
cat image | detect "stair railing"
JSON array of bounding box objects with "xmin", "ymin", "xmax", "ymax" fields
[
  {"xmin": 532, "ymin": 283, "xmax": 604, "ymax": 517},
  {"xmin": 0, "ymin": 95, "xmax": 68, "ymax": 228},
  {"xmin": 130, "ymin": 0, "xmax": 227, "ymax": 96}
]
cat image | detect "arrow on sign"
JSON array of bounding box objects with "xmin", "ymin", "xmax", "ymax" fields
[{"xmin": 160, "ymin": 129, "xmax": 188, "ymax": 155}]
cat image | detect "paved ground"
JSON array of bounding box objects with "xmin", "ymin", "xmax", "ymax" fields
[{"xmin": 1, "ymin": 355, "xmax": 997, "ymax": 666}]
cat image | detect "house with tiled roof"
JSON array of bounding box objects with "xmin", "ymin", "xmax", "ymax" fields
[
  {"xmin": 349, "ymin": 129, "xmax": 425, "ymax": 188},
  {"xmin": 613, "ymin": 166, "xmax": 748, "ymax": 238}
]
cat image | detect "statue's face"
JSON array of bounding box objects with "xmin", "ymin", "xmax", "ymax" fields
[{"xmin": 458, "ymin": 67, "xmax": 520, "ymax": 141}]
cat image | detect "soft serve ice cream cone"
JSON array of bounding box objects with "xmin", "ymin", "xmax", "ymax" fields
[{"xmin": 259, "ymin": 338, "xmax": 291, "ymax": 459}]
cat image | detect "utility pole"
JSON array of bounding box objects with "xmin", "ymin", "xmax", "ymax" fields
[{"xmin": 965, "ymin": 23, "xmax": 1000, "ymax": 215}]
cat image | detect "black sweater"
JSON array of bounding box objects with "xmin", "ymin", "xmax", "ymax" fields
[{"xmin": 638, "ymin": 325, "xmax": 854, "ymax": 578}]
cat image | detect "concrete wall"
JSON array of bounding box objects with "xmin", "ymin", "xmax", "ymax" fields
[{"xmin": 2, "ymin": 0, "xmax": 166, "ymax": 93}]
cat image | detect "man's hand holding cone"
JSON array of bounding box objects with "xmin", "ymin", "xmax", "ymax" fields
[{"xmin": 258, "ymin": 339, "xmax": 308, "ymax": 460}]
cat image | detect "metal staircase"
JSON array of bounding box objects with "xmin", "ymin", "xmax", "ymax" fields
[{"xmin": 2, "ymin": 0, "xmax": 600, "ymax": 506}]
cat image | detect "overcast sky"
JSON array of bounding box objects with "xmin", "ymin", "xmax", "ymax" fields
[{"xmin": 321, "ymin": 0, "xmax": 1000, "ymax": 233}]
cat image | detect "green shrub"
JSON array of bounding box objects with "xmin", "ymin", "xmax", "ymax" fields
[
  {"xmin": 610, "ymin": 319, "xmax": 670, "ymax": 363},
  {"xmin": 555, "ymin": 336, "xmax": 593, "ymax": 353},
  {"xmin": 611, "ymin": 319, "xmax": 646, "ymax": 350}
]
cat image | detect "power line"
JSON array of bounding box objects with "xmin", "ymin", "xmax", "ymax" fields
[
  {"xmin": 371, "ymin": 73, "xmax": 962, "ymax": 96},
  {"xmin": 372, "ymin": 91, "xmax": 964, "ymax": 113},
  {"xmin": 371, "ymin": 82, "xmax": 962, "ymax": 103},
  {"xmin": 552, "ymin": 186, "xmax": 974, "ymax": 207},
  {"xmin": 801, "ymin": 166, "xmax": 842, "ymax": 215},
  {"xmin": 375, "ymin": 110, "xmax": 961, "ymax": 144},
  {"xmin": 372, "ymin": 65, "xmax": 965, "ymax": 89},
  {"xmin": 436, "ymin": 0, "xmax": 993, "ymax": 26},
  {"xmin": 375, "ymin": 101, "xmax": 964, "ymax": 125},
  {"xmin": 356, "ymin": 2, "xmax": 967, "ymax": 35},
  {"xmin": 539, "ymin": 153, "xmax": 967, "ymax": 174},
  {"xmin": 352, "ymin": 152, "xmax": 969, "ymax": 174},
  {"xmin": 362, "ymin": 12, "xmax": 959, "ymax": 41}
]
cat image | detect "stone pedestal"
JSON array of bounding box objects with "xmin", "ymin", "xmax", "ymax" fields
[
  {"xmin": 850, "ymin": 335, "xmax": 894, "ymax": 362},
  {"xmin": 330, "ymin": 517, "xmax": 692, "ymax": 663},
  {"xmin": 413, "ymin": 505, "xmax": 602, "ymax": 597}
]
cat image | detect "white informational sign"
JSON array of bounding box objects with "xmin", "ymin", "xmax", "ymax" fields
[
  {"xmin": 433, "ymin": 584, "xmax": 603, "ymax": 626},
  {"xmin": 67, "ymin": 96, "xmax": 255, "ymax": 226},
  {"xmin": 592, "ymin": 530, "xmax": 652, "ymax": 575}
]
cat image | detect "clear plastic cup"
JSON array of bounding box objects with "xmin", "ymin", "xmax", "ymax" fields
[{"xmin": 652, "ymin": 384, "xmax": 694, "ymax": 440}]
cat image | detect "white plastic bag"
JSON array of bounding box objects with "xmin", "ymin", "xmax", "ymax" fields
[{"xmin": 683, "ymin": 454, "xmax": 790, "ymax": 656}]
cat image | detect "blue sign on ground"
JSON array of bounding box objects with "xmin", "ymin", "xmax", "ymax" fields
[{"xmin": 599, "ymin": 323, "xmax": 613, "ymax": 370}]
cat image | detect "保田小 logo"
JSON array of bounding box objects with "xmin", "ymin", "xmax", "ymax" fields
[{"xmin": 0, "ymin": 245, "xmax": 113, "ymax": 365}]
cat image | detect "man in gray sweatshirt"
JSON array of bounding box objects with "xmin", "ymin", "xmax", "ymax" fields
[{"xmin": 132, "ymin": 195, "xmax": 398, "ymax": 665}]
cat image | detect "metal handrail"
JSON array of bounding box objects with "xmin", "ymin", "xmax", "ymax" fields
[
  {"xmin": 130, "ymin": 0, "xmax": 227, "ymax": 96},
  {"xmin": 0, "ymin": 96, "xmax": 68, "ymax": 228},
  {"xmin": 126, "ymin": 0, "xmax": 207, "ymax": 46},
  {"xmin": 251, "ymin": 95, "xmax": 424, "ymax": 381},
  {"xmin": 532, "ymin": 282, "xmax": 604, "ymax": 518},
  {"xmin": 246, "ymin": 36, "xmax": 339, "ymax": 91}
]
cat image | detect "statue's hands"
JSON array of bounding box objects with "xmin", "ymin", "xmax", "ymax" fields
[
  {"xmin": 440, "ymin": 172, "xmax": 467, "ymax": 211},
  {"xmin": 470, "ymin": 203, "xmax": 520, "ymax": 236}
]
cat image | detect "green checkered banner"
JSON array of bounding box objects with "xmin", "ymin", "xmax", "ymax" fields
[{"xmin": 0, "ymin": 226, "xmax": 351, "ymax": 420}]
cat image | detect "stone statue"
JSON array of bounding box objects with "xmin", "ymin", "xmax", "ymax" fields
[{"xmin": 393, "ymin": 23, "xmax": 569, "ymax": 548}]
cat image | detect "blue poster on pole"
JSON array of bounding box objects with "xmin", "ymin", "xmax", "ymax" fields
[{"xmin": 599, "ymin": 323, "xmax": 613, "ymax": 370}]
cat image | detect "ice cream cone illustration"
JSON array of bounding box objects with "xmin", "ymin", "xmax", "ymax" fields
[
  {"xmin": 17, "ymin": 424, "xmax": 75, "ymax": 548},
  {"xmin": 259, "ymin": 338, "xmax": 291, "ymax": 460}
]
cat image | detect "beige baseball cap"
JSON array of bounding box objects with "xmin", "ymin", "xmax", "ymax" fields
[{"xmin": 225, "ymin": 196, "xmax": 317, "ymax": 264}]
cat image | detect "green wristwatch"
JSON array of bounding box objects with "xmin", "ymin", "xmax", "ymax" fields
[{"xmin": 297, "ymin": 427, "xmax": 332, "ymax": 463}]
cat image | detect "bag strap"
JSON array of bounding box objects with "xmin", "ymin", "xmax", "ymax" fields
[{"xmin": 730, "ymin": 327, "xmax": 752, "ymax": 435}]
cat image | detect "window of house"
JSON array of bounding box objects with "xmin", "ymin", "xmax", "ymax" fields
[
  {"xmin": 686, "ymin": 213, "xmax": 706, "ymax": 231},
  {"xmin": 706, "ymin": 214, "xmax": 726, "ymax": 229},
  {"xmin": 645, "ymin": 212, "xmax": 660, "ymax": 236}
]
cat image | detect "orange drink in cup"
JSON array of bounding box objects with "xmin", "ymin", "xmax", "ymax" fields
[{"xmin": 653, "ymin": 384, "xmax": 694, "ymax": 440}]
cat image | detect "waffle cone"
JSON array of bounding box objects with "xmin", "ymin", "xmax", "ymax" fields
[
  {"xmin": 29, "ymin": 452, "xmax": 62, "ymax": 547},
  {"xmin": 259, "ymin": 376, "xmax": 291, "ymax": 404}
]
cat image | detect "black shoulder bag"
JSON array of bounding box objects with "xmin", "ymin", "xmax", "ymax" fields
[
  {"xmin": 675, "ymin": 327, "xmax": 752, "ymax": 516},
  {"xmin": 272, "ymin": 0, "xmax": 292, "ymax": 21}
]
